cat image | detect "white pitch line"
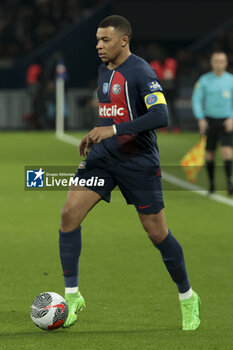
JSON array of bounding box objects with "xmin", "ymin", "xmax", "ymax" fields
[
  {"xmin": 56, "ymin": 132, "xmax": 81, "ymax": 146},
  {"xmin": 162, "ymin": 172, "xmax": 233, "ymax": 207},
  {"xmin": 56, "ymin": 132, "xmax": 233, "ymax": 208}
]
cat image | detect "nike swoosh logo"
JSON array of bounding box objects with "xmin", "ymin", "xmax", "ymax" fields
[
  {"xmin": 138, "ymin": 205, "xmax": 152, "ymax": 209},
  {"xmin": 173, "ymin": 272, "xmax": 182, "ymax": 280},
  {"xmin": 42, "ymin": 303, "xmax": 65, "ymax": 312}
]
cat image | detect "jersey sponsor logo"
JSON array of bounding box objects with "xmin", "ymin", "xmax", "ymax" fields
[
  {"xmin": 112, "ymin": 83, "xmax": 121, "ymax": 95},
  {"xmin": 99, "ymin": 104, "xmax": 125, "ymax": 117},
  {"xmin": 148, "ymin": 81, "xmax": 162, "ymax": 92},
  {"xmin": 144, "ymin": 92, "xmax": 167, "ymax": 109},
  {"xmin": 103, "ymin": 83, "xmax": 108, "ymax": 94}
]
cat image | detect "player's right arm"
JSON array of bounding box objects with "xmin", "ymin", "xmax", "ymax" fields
[
  {"xmin": 78, "ymin": 135, "xmax": 92, "ymax": 156},
  {"xmin": 192, "ymin": 78, "xmax": 208, "ymax": 134}
]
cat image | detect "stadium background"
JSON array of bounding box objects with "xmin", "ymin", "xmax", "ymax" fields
[
  {"xmin": 1, "ymin": 1, "xmax": 233, "ymax": 350},
  {"xmin": 2, "ymin": 0, "xmax": 233, "ymax": 131}
]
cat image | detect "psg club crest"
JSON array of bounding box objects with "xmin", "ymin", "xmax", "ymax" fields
[
  {"xmin": 103, "ymin": 83, "xmax": 108, "ymax": 94},
  {"xmin": 112, "ymin": 84, "xmax": 121, "ymax": 95},
  {"xmin": 146, "ymin": 94, "xmax": 158, "ymax": 106}
]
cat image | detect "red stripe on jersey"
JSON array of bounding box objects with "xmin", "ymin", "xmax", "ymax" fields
[
  {"xmin": 110, "ymin": 72, "xmax": 136, "ymax": 150},
  {"xmin": 99, "ymin": 72, "xmax": 130, "ymax": 124},
  {"xmin": 110, "ymin": 71, "xmax": 130, "ymax": 124},
  {"xmin": 98, "ymin": 71, "xmax": 130, "ymax": 124},
  {"xmin": 99, "ymin": 71, "xmax": 137, "ymax": 152}
]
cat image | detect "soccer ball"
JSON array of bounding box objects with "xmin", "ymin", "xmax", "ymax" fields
[{"xmin": 30, "ymin": 292, "xmax": 68, "ymax": 330}]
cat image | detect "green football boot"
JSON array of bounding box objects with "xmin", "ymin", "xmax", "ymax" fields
[
  {"xmin": 180, "ymin": 290, "xmax": 201, "ymax": 331},
  {"xmin": 63, "ymin": 291, "xmax": 85, "ymax": 328}
]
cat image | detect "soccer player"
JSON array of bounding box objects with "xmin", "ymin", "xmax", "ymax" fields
[
  {"xmin": 59, "ymin": 15, "xmax": 200, "ymax": 331},
  {"xmin": 192, "ymin": 51, "xmax": 233, "ymax": 195}
]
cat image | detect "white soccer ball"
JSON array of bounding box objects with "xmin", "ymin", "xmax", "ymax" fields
[{"xmin": 30, "ymin": 292, "xmax": 68, "ymax": 330}]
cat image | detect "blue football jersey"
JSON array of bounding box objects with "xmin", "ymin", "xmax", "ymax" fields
[{"xmin": 86, "ymin": 54, "xmax": 167, "ymax": 170}]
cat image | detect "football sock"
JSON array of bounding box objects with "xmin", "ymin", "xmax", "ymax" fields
[
  {"xmin": 179, "ymin": 287, "xmax": 193, "ymax": 300},
  {"xmin": 59, "ymin": 226, "xmax": 82, "ymax": 288},
  {"xmin": 206, "ymin": 160, "xmax": 215, "ymax": 188},
  {"xmin": 155, "ymin": 230, "xmax": 190, "ymax": 293},
  {"xmin": 65, "ymin": 287, "xmax": 78, "ymax": 294},
  {"xmin": 224, "ymin": 160, "xmax": 232, "ymax": 184}
]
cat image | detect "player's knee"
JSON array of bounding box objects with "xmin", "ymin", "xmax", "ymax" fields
[
  {"xmin": 61, "ymin": 205, "xmax": 70, "ymax": 223},
  {"xmin": 147, "ymin": 229, "xmax": 167, "ymax": 245},
  {"xmin": 61, "ymin": 205, "xmax": 72, "ymax": 228},
  {"xmin": 143, "ymin": 222, "xmax": 168, "ymax": 245},
  {"xmin": 60, "ymin": 204, "xmax": 81, "ymax": 232}
]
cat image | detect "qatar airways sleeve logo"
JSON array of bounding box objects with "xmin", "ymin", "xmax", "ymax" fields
[{"xmin": 99, "ymin": 104, "xmax": 125, "ymax": 117}]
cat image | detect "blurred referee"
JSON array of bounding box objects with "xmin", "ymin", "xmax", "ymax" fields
[{"xmin": 192, "ymin": 51, "xmax": 233, "ymax": 195}]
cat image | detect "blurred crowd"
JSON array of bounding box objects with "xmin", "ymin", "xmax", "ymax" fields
[
  {"xmin": 134, "ymin": 38, "xmax": 233, "ymax": 85},
  {"xmin": 24, "ymin": 34, "xmax": 233, "ymax": 130},
  {"xmin": 131, "ymin": 35, "xmax": 233, "ymax": 132},
  {"xmin": 1, "ymin": 0, "xmax": 233, "ymax": 130},
  {"xmin": 1, "ymin": 0, "xmax": 233, "ymax": 79},
  {"xmin": 0, "ymin": 0, "xmax": 102, "ymax": 58},
  {"xmin": 25, "ymin": 51, "xmax": 68, "ymax": 129},
  {"xmin": 196, "ymin": 29, "xmax": 233, "ymax": 75}
]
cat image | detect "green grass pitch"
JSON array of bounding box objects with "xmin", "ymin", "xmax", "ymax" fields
[{"xmin": 1, "ymin": 131, "xmax": 233, "ymax": 350}]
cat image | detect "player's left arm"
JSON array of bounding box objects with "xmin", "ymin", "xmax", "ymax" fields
[
  {"xmin": 88, "ymin": 70, "xmax": 168, "ymax": 143},
  {"xmin": 115, "ymin": 68, "xmax": 168, "ymax": 136},
  {"xmin": 115, "ymin": 96, "xmax": 168, "ymax": 135},
  {"xmin": 88, "ymin": 100, "xmax": 168, "ymax": 143}
]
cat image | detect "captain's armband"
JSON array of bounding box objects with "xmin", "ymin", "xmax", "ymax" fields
[{"xmin": 144, "ymin": 92, "xmax": 167, "ymax": 110}]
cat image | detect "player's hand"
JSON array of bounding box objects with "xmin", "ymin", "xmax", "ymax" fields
[
  {"xmin": 78, "ymin": 135, "xmax": 92, "ymax": 157},
  {"xmin": 88, "ymin": 126, "xmax": 115, "ymax": 144},
  {"xmin": 224, "ymin": 118, "xmax": 233, "ymax": 133},
  {"xmin": 198, "ymin": 119, "xmax": 208, "ymax": 135}
]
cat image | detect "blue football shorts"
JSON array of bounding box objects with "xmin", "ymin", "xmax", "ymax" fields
[{"xmin": 74, "ymin": 158, "xmax": 164, "ymax": 214}]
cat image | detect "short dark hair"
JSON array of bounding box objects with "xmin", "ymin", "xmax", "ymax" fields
[
  {"xmin": 98, "ymin": 15, "xmax": 132, "ymax": 40},
  {"xmin": 211, "ymin": 50, "xmax": 227, "ymax": 57}
]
